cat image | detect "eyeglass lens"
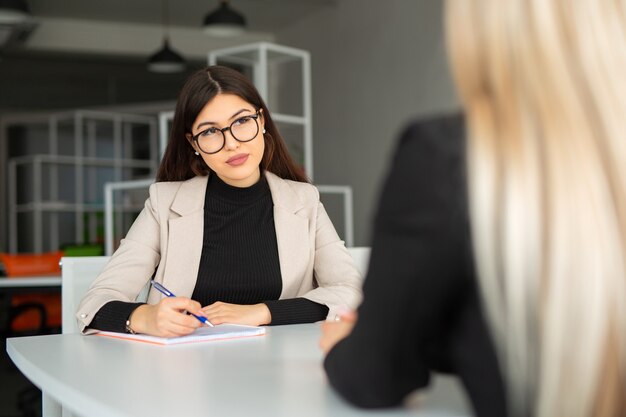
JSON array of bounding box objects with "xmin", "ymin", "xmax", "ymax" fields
[{"xmin": 195, "ymin": 114, "xmax": 259, "ymax": 154}]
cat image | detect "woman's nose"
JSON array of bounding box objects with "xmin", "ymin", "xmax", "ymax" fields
[{"xmin": 223, "ymin": 129, "xmax": 239, "ymax": 150}]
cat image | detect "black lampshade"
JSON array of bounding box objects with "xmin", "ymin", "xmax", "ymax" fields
[
  {"xmin": 203, "ymin": 1, "xmax": 246, "ymax": 37},
  {"xmin": 147, "ymin": 39, "xmax": 186, "ymax": 73},
  {"xmin": 0, "ymin": 0, "xmax": 31, "ymax": 24}
]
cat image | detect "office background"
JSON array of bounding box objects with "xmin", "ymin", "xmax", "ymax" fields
[
  {"xmin": 0, "ymin": 0, "xmax": 458, "ymax": 250},
  {"xmin": 0, "ymin": 1, "xmax": 457, "ymax": 415}
]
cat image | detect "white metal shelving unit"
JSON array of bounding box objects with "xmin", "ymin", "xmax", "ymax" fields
[
  {"xmin": 316, "ymin": 185, "xmax": 354, "ymax": 247},
  {"xmin": 158, "ymin": 110, "xmax": 174, "ymax": 159},
  {"xmin": 101, "ymin": 42, "xmax": 355, "ymax": 254},
  {"xmin": 103, "ymin": 178, "xmax": 153, "ymax": 256},
  {"xmin": 209, "ymin": 42, "xmax": 314, "ymax": 180},
  {"xmin": 6, "ymin": 110, "xmax": 158, "ymax": 253},
  {"xmin": 209, "ymin": 42, "xmax": 355, "ymax": 246}
]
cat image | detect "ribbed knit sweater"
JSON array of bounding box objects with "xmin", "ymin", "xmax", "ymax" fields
[{"xmin": 89, "ymin": 173, "xmax": 328, "ymax": 333}]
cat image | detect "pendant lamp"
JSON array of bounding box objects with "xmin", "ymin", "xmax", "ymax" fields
[
  {"xmin": 147, "ymin": 0, "xmax": 186, "ymax": 73},
  {"xmin": 203, "ymin": 1, "xmax": 246, "ymax": 37},
  {"xmin": 0, "ymin": 0, "xmax": 31, "ymax": 25},
  {"xmin": 147, "ymin": 39, "xmax": 186, "ymax": 73}
]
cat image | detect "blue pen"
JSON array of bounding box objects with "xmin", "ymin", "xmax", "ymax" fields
[{"xmin": 150, "ymin": 280, "xmax": 214, "ymax": 327}]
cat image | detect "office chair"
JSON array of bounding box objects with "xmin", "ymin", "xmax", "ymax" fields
[
  {"xmin": 60, "ymin": 256, "xmax": 111, "ymax": 334},
  {"xmin": 346, "ymin": 246, "xmax": 371, "ymax": 277},
  {"xmin": 0, "ymin": 252, "xmax": 63, "ymax": 337}
]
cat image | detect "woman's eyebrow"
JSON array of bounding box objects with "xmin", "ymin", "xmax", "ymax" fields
[{"xmin": 196, "ymin": 108, "xmax": 254, "ymax": 130}]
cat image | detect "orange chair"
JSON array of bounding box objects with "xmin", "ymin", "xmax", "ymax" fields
[{"xmin": 0, "ymin": 252, "xmax": 63, "ymax": 333}]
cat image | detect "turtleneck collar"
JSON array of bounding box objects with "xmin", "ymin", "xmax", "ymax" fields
[{"xmin": 206, "ymin": 172, "xmax": 270, "ymax": 205}]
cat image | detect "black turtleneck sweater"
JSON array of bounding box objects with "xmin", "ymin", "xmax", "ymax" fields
[{"xmin": 89, "ymin": 174, "xmax": 328, "ymax": 333}]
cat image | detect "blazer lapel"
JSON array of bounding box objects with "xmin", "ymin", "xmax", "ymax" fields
[
  {"xmin": 266, "ymin": 172, "xmax": 311, "ymax": 297},
  {"xmin": 162, "ymin": 175, "xmax": 208, "ymax": 297},
  {"xmin": 158, "ymin": 173, "xmax": 310, "ymax": 300}
]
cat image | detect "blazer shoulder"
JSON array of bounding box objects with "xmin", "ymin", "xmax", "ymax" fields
[
  {"xmin": 282, "ymin": 178, "xmax": 319, "ymax": 203},
  {"xmin": 399, "ymin": 113, "xmax": 465, "ymax": 157},
  {"xmin": 149, "ymin": 176, "xmax": 207, "ymax": 215},
  {"xmin": 266, "ymin": 171, "xmax": 320, "ymax": 209},
  {"xmin": 150, "ymin": 179, "xmax": 184, "ymax": 192},
  {"xmin": 149, "ymin": 180, "xmax": 185, "ymax": 201}
]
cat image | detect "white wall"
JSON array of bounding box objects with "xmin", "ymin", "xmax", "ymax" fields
[{"xmin": 277, "ymin": 0, "xmax": 460, "ymax": 245}]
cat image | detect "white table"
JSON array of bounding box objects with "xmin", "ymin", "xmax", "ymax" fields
[
  {"xmin": 0, "ymin": 276, "xmax": 62, "ymax": 289},
  {"xmin": 7, "ymin": 324, "xmax": 471, "ymax": 417}
]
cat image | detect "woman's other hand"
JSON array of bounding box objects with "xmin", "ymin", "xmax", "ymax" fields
[
  {"xmin": 129, "ymin": 297, "xmax": 205, "ymax": 337},
  {"xmin": 202, "ymin": 302, "xmax": 271, "ymax": 326},
  {"xmin": 319, "ymin": 309, "xmax": 358, "ymax": 354}
]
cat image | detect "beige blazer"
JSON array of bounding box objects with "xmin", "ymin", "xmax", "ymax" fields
[{"xmin": 77, "ymin": 172, "xmax": 362, "ymax": 333}]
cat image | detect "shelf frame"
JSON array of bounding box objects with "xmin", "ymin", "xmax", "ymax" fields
[
  {"xmin": 6, "ymin": 111, "xmax": 158, "ymax": 253},
  {"xmin": 209, "ymin": 42, "xmax": 314, "ymax": 180}
]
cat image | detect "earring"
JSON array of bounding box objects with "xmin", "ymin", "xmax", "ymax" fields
[
  {"xmin": 194, "ymin": 151, "xmax": 199, "ymax": 156},
  {"xmin": 263, "ymin": 129, "xmax": 266, "ymax": 134}
]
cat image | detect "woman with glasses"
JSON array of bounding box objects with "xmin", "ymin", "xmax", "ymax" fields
[{"xmin": 76, "ymin": 66, "xmax": 362, "ymax": 337}]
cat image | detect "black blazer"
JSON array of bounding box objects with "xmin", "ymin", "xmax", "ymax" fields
[{"xmin": 324, "ymin": 115, "xmax": 508, "ymax": 417}]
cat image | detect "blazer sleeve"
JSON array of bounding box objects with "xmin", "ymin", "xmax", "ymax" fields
[
  {"xmin": 75, "ymin": 183, "xmax": 164, "ymax": 333},
  {"xmin": 323, "ymin": 116, "xmax": 474, "ymax": 407},
  {"xmin": 300, "ymin": 193, "xmax": 363, "ymax": 319}
]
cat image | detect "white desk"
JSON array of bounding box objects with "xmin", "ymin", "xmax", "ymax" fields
[
  {"xmin": 7, "ymin": 324, "xmax": 471, "ymax": 417},
  {"xmin": 0, "ymin": 276, "xmax": 62, "ymax": 288}
]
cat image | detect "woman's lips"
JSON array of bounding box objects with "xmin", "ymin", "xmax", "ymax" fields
[{"xmin": 226, "ymin": 154, "xmax": 249, "ymax": 166}]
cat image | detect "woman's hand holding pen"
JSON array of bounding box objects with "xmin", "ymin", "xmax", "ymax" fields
[
  {"xmin": 201, "ymin": 302, "xmax": 271, "ymax": 326},
  {"xmin": 129, "ymin": 297, "xmax": 208, "ymax": 338},
  {"xmin": 319, "ymin": 309, "xmax": 358, "ymax": 354}
]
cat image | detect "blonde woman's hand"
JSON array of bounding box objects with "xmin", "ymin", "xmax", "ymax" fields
[
  {"xmin": 129, "ymin": 297, "xmax": 205, "ymax": 338},
  {"xmin": 319, "ymin": 309, "xmax": 358, "ymax": 355},
  {"xmin": 202, "ymin": 302, "xmax": 271, "ymax": 326}
]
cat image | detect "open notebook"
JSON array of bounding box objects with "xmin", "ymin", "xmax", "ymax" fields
[{"xmin": 94, "ymin": 324, "xmax": 266, "ymax": 345}]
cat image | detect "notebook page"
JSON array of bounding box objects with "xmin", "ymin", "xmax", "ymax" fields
[{"xmin": 94, "ymin": 324, "xmax": 265, "ymax": 345}]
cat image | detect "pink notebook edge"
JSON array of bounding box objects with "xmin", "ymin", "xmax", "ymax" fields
[{"xmin": 93, "ymin": 327, "xmax": 266, "ymax": 346}]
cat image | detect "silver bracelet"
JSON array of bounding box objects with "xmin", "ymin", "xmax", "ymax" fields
[{"xmin": 125, "ymin": 319, "xmax": 137, "ymax": 334}]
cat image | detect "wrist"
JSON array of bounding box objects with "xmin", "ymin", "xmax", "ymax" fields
[
  {"xmin": 258, "ymin": 303, "xmax": 272, "ymax": 325},
  {"xmin": 127, "ymin": 304, "xmax": 149, "ymax": 334},
  {"xmin": 126, "ymin": 309, "xmax": 138, "ymax": 334}
]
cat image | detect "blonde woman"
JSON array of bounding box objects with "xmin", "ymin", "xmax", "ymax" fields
[{"xmin": 321, "ymin": 0, "xmax": 626, "ymax": 416}]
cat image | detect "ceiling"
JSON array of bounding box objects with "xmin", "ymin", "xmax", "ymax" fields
[
  {"xmin": 0, "ymin": 1, "xmax": 340, "ymax": 113},
  {"xmin": 27, "ymin": 0, "xmax": 337, "ymax": 32},
  {"xmin": 0, "ymin": 0, "xmax": 338, "ymax": 58}
]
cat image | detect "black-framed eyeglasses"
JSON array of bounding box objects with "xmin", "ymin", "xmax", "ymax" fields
[{"xmin": 191, "ymin": 110, "xmax": 261, "ymax": 155}]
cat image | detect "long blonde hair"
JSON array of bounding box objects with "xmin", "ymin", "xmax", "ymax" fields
[{"xmin": 445, "ymin": 0, "xmax": 626, "ymax": 415}]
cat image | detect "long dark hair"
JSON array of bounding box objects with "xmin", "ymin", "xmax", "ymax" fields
[{"xmin": 156, "ymin": 65, "xmax": 308, "ymax": 183}]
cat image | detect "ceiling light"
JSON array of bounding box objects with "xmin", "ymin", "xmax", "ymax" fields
[
  {"xmin": 203, "ymin": 1, "xmax": 246, "ymax": 37},
  {"xmin": 147, "ymin": 0, "xmax": 186, "ymax": 73},
  {"xmin": 147, "ymin": 39, "xmax": 186, "ymax": 73},
  {"xmin": 0, "ymin": 0, "xmax": 31, "ymax": 25}
]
